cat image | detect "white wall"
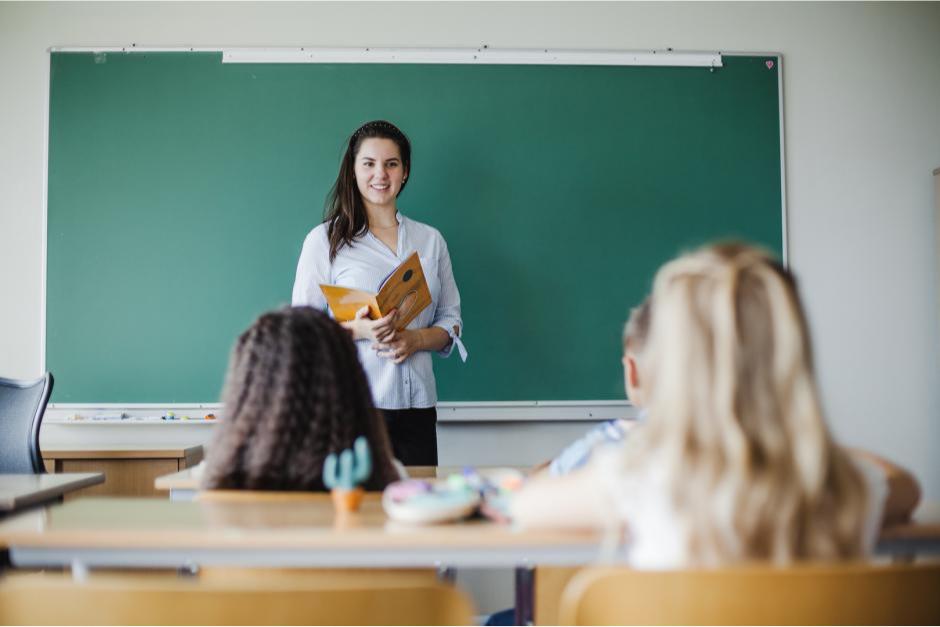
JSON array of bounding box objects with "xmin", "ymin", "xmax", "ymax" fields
[{"xmin": 2, "ymin": 1, "xmax": 939, "ymax": 499}]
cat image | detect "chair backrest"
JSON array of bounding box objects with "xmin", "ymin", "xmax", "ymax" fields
[
  {"xmin": 559, "ymin": 563, "xmax": 940, "ymax": 625},
  {"xmin": 0, "ymin": 572, "xmax": 475, "ymax": 625},
  {"xmin": 0, "ymin": 373, "xmax": 53, "ymax": 473}
]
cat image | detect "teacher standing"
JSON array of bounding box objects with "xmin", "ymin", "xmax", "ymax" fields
[{"xmin": 292, "ymin": 120, "xmax": 466, "ymax": 466}]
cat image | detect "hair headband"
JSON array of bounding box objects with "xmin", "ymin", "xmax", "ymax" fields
[{"xmin": 352, "ymin": 120, "xmax": 403, "ymax": 141}]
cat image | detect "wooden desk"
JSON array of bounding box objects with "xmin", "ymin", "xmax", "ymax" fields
[
  {"xmin": 0, "ymin": 496, "xmax": 600, "ymax": 567},
  {"xmin": 0, "ymin": 494, "xmax": 594, "ymax": 625},
  {"xmin": 0, "ymin": 474, "xmax": 103, "ymax": 516},
  {"xmin": 154, "ymin": 464, "xmax": 204, "ymax": 501},
  {"xmin": 43, "ymin": 445, "xmax": 203, "ymax": 498},
  {"xmin": 1, "ymin": 496, "xmax": 938, "ymax": 626},
  {"xmin": 877, "ymin": 521, "xmax": 940, "ymax": 556},
  {"xmin": 878, "ymin": 502, "xmax": 940, "ymax": 556},
  {"xmin": 155, "ymin": 465, "xmax": 502, "ymax": 500}
]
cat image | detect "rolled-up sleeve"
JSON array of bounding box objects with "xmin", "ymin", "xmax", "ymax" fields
[
  {"xmin": 291, "ymin": 227, "xmax": 330, "ymax": 311},
  {"xmin": 430, "ymin": 238, "xmax": 464, "ymax": 358}
]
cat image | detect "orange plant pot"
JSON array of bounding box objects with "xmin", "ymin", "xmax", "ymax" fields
[{"xmin": 331, "ymin": 487, "xmax": 365, "ymax": 513}]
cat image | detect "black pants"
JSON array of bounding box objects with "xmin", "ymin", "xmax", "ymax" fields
[{"xmin": 381, "ymin": 407, "xmax": 438, "ymax": 466}]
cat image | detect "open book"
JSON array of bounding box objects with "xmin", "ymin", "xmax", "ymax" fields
[{"xmin": 319, "ymin": 251, "xmax": 432, "ymax": 331}]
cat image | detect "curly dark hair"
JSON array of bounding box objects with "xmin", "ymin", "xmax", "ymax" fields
[{"xmin": 202, "ymin": 306, "xmax": 399, "ymax": 491}]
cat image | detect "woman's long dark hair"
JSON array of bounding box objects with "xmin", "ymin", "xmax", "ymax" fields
[
  {"xmin": 324, "ymin": 120, "xmax": 412, "ymax": 261},
  {"xmin": 203, "ymin": 306, "xmax": 399, "ymax": 491}
]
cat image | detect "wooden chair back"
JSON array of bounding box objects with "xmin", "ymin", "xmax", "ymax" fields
[
  {"xmin": 0, "ymin": 572, "xmax": 474, "ymax": 625},
  {"xmin": 559, "ymin": 563, "xmax": 940, "ymax": 625}
]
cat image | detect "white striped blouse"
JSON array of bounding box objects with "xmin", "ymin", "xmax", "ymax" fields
[{"xmin": 291, "ymin": 212, "xmax": 466, "ymax": 410}]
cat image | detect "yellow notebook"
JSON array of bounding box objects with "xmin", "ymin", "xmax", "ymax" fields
[{"xmin": 319, "ymin": 252, "xmax": 432, "ymax": 331}]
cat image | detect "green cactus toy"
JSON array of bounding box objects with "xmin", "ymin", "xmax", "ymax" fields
[{"xmin": 323, "ymin": 436, "xmax": 372, "ymax": 512}]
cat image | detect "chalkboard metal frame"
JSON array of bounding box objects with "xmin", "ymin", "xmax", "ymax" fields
[
  {"xmin": 222, "ymin": 47, "xmax": 722, "ymax": 67},
  {"xmin": 49, "ymin": 46, "xmax": 724, "ymax": 67},
  {"xmin": 42, "ymin": 47, "xmax": 787, "ymax": 415}
]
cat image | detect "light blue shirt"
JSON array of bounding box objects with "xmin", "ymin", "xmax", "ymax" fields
[
  {"xmin": 291, "ymin": 212, "xmax": 465, "ymax": 410},
  {"xmin": 548, "ymin": 411, "xmax": 646, "ymax": 476}
]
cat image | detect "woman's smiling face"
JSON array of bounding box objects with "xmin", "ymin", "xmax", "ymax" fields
[{"xmin": 354, "ymin": 137, "xmax": 408, "ymax": 211}]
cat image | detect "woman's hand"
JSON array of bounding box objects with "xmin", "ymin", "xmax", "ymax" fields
[
  {"xmin": 341, "ymin": 306, "xmax": 397, "ymax": 342},
  {"xmin": 372, "ymin": 329, "xmax": 423, "ymax": 364},
  {"xmin": 372, "ymin": 326, "xmax": 450, "ymax": 364}
]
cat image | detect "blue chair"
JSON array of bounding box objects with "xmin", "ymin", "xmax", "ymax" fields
[{"xmin": 0, "ymin": 373, "xmax": 53, "ymax": 473}]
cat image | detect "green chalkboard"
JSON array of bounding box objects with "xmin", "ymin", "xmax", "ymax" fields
[{"xmin": 46, "ymin": 52, "xmax": 783, "ymax": 403}]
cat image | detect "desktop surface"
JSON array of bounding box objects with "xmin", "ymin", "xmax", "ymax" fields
[
  {"xmin": 0, "ymin": 496, "xmax": 601, "ymax": 567},
  {"xmin": 0, "ymin": 473, "xmax": 104, "ymax": 513}
]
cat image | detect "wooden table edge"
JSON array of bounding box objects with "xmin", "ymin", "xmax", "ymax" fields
[
  {"xmin": 0, "ymin": 473, "xmax": 104, "ymax": 512},
  {"xmin": 43, "ymin": 445, "xmax": 204, "ymax": 460}
]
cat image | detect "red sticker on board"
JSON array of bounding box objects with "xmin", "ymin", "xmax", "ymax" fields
[{"xmin": 766, "ymin": 60, "xmax": 775, "ymax": 69}]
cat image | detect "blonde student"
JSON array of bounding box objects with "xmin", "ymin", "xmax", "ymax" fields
[
  {"xmin": 512, "ymin": 242, "xmax": 919, "ymax": 567},
  {"xmin": 202, "ymin": 306, "xmax": 400, "ymax": 492},
  {"xmin": 545, "ymin": 297, "xmax": 650, "ymax": 476}
]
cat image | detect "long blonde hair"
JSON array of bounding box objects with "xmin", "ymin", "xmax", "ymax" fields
[{"xmin": 625, "ymin": 243, "xmax": 868, "ymax": 564}]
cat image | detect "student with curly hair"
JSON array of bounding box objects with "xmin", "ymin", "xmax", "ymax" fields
[{"xmin": 202, "ymin": 306, "xmax": 400, "ymax": 492}]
